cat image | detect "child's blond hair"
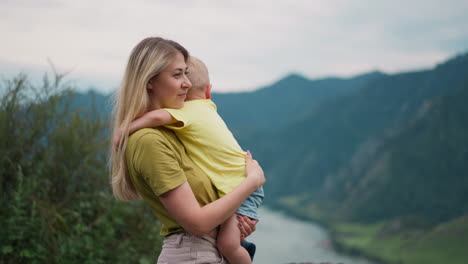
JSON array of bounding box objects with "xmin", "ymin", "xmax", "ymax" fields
[{"xmin": 187, "ymin": 56, "xmax": 210, "ymax": 93}]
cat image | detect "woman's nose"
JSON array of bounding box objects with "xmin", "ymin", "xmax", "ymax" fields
[{"xmin": 182, "ymin": 76, "xmax": 192, "ymax": 89}]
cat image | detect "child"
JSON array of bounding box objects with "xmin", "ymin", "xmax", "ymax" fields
[{"xmin": 114, "ymin": 56, "xmax": 264, "ymax": 264}]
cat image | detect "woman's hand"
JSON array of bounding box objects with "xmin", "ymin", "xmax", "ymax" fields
[
  {"xmin": 245, "ymin": 151, "xmax": 266, "ymax": 189},
  {"xmin": 113, "ymin": 128, "xmax": 124, "ymax": 151},
  {"xmin": 237, "ymin": 214, "xmax": 258, "ymax": 241}
]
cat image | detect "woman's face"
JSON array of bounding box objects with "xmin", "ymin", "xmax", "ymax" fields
[{"xmin": 148, "ymin": 52, "xmax": 191, "ymax": 109}]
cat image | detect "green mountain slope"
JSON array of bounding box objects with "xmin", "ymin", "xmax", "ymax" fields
[
  {"xmin": 333, "ymin": 81, "xmax": 468, "ymax": 224},
  {"xmin": 256, "ymin": 53, "xmax": 468, "ymax": 209}
]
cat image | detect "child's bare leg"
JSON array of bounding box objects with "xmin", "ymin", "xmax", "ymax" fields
[{"xmin": 217, "ymin": 214, "xmax": 251, "ymax": 264}]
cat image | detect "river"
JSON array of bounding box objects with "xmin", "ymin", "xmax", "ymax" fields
[{"xmin": 248, "ymin": 207, "xmax": 376, "ymax": 264}]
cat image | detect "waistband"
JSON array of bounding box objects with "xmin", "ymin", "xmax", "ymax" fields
[{"xmin": 164, "ymin": 232, "xmax": 217, "ymax": 248}]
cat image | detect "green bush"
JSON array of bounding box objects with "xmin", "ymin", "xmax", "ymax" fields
[{"xmin": 0, "ymin": 74, "xmax": 162, "ymax": 263}]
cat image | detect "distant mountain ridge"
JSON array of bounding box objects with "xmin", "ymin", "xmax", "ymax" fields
[{"xmin": 213, "ymin": 70, "xmax": 387, "ymax": 143}]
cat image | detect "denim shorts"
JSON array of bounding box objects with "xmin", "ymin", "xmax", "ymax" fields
[{"xmin": 236, "ymin": 186, "xmax": 264, "ymax": 220}]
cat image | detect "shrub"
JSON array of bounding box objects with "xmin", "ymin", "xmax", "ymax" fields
[{"xmin": 0, "ymin": 74, "xmax": 162, "ymax": 264}]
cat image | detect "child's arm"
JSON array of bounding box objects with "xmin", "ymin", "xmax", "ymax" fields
[
  {"xmin": 113, "ymin": 109, "xmax": 176, "ymax": 150},
  {"xmin": 129, "ymin": 109, "xmax": 176, "ymax": 134}
]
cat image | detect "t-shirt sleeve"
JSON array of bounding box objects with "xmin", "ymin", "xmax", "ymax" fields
[
  {"xmin": 164, "ymin": 108, "xmax": 191, "ymax": 130},
  {"xmin": 132, "ymin": 133, "xmax": 187, "ymax": 196}
]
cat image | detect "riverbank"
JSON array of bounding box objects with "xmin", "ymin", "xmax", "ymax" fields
[
  {"xmin": 267, "ymin": 199, "xmax": 385, "ymax": 264},
  {"xmin": 248, "ymin": 207, "xmax": 376, "ymax": 264},
  {"xmin": 269, "ymin": 198, "xmax": 468, "ymax": 264}
]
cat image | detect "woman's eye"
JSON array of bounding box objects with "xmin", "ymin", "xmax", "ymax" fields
[
  {"xmin": 174, "ymin": 73, "xmax": 182, "ymax": 77},
  {"xmin": 185, "ymin": 71, "xmax": 190, "ymax": 75}
]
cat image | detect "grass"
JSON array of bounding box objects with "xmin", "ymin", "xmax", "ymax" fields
[
  {"xmin": 401, "ymin": 215, "xmax": 468, "ymax": 264},
  {"xmin": 331, "ymin": 215, "xmax": 468, "ymax": 264}
]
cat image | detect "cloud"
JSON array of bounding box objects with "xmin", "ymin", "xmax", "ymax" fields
[{"xmin": 0, "ymin": 0, "xmax": 467, "ymax": 93}]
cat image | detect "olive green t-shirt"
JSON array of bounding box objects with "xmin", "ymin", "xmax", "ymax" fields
[{"xmin": 125, "ymin": 127, "xmax": 219, "ymax": 236}]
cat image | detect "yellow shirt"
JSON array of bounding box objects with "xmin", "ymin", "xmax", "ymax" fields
[
  {"xmin": 126, "ymin": 127, "xmax": 219, "ymax": 236},
  {"xmin": 165, "ymin": 99, "xmax": 246, "ymax": 197}
]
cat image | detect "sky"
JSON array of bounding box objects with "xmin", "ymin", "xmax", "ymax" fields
[{"xmin": 1, "ymin": 0, "xmax": 467, "ymax": 94}]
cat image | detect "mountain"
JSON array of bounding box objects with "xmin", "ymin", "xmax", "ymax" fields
[
  {"xmin": 212, "ymin": 71, "xmax": 386, "ymax": 141},
  {"xmin": 330, "ymin": 81, "xmax": 468, "ymax": 223},
  {"xmin": 241, "ymin": 53, "xmax": 468, "ymax": 223}
]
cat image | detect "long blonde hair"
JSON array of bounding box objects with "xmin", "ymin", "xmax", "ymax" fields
[{"xmin": 110, "ymin": 37, "xmax": 189, "ymax": 201}]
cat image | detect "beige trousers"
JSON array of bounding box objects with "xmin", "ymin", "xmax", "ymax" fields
[{"xmin": 157, "ymin": 232, "xmax": 228, "ymax": 264}]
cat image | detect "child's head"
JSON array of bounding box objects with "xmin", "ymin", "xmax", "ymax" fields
[{"xmin": 186, "ymin": 56, "xmax": 211, "ymax": 100}]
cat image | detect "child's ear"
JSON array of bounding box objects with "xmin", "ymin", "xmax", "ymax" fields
[{"xmin": 205, "ymin": 84, "xmax": 212, "ymax": 99}]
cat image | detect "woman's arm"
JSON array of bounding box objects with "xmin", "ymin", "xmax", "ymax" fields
[{"xmin": 159, "ymin": 152, "xmax": 265, "ymax": 237}]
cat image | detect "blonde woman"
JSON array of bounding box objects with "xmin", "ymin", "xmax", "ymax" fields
[{"xmin": 110, "ymin": 37, "xmax": 265, "ymax": 263}]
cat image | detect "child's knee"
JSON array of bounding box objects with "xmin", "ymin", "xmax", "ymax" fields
[{"xmin": 217, "ymin": 238, "xmax": 239, "ymax": 254}]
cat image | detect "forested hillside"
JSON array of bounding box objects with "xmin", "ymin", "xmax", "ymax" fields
[{"xmin": 329, "ymin": 82, "xmax": 468, "ymax": 224}]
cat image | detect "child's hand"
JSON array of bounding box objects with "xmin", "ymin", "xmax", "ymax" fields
[
  {"xmin": 112, "ymin": 128, "xmax": 124, "ymax": 151},
  {"xmin": 237, "ymin": 214, "xmax": 258, "ymax": 241}
]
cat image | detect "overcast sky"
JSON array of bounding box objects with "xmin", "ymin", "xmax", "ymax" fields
[{"xmin": 1, "ymin": 0, "xmax": 467, "ymax": 93}]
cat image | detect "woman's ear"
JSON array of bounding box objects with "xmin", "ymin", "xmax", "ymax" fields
[{"xmin": 147, "ymin": 81, "xmax": 153, "ymax": 90}]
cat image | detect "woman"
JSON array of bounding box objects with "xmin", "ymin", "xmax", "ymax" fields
[{"xmin": 110, "ymin": 37, "xmax": 265, "ymax": 263}]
